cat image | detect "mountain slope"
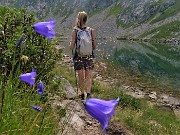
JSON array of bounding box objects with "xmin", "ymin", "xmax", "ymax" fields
[{"xmin": 1, "ymin": 0, "xmax": 180, "ymax": 40}]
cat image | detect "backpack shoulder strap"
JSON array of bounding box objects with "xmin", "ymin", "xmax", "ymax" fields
[{"xmin": 86, "ymin": 27, "xmax": 93, "ymax": 38}]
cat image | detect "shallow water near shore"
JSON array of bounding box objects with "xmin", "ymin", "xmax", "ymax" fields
[{"xmin": 60, "ymin": 39, "xmax": 180, "ymax": 94}]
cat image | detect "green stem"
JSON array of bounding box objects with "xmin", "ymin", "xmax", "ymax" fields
[{"xmin": 37, "ymin": 104, "xmax": 48, "ymax": 134}]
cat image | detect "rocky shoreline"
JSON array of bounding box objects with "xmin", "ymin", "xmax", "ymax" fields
[
  {"xmin": 62, "ymin": 54, "xmax": 180, "ymax": 118},
  {"xmin": 93, "ymin": 61, "xmax": 180, "ymax": 118},
  {"xmin": 117, "ymin": 38, "xmax": 180, "ymax": 45}
]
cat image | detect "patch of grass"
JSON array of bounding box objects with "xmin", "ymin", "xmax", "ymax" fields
[
  {"xmin": 106, "ymin": 4, "xmax": 122, "ymax": 18},
  {"xmin": 0, "ymin": 76, "xmax": 59, "ymax": 134},
  {"xmin": 89, "ymin": 8, "xmax": 105, "ymax": 18},
  {"xmin": 140, "ymin": 20, "xmax": 180, "ymax": 39},
  {"xmin": 151, "ymin": 0, "xmax": 180, "ymax": 24},
  {"xmin": 92, "ymin": 82, "xmax": 143, "ymax": 110},
  {"xmin": 53, "ymin": 63, "xmax": 76, "ymax": 87},
  {"xmin": 92, "ymin": 79, "xmax": 180, "ymax": 135}
]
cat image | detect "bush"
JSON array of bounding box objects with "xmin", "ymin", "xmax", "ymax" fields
[
  {"xmin": 0, "ymin": 6, "xmax": 62, "ymax": 134},
  {"xmin": 0, "ymin": 6, "xmax": 62, "ymax": 85}
]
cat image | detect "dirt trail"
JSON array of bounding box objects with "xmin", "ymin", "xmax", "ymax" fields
[
  {"xmin": 51, "ymin": 98, "xmax": 132, "ymax": 135},
  {"xmin": 51, "ymin": 56, "xmax": 133, "ymax": 135}
]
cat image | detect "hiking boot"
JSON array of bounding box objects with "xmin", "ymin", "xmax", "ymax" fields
[{"xmin": 86, "ymin": 93, "xmax": 92, "ymax": 99}]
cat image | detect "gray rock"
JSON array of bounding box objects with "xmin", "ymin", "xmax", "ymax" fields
[
  {"xmin": 149, "ymin": 92, "xmax": 157, "ymax": 100},
  {"xmin": 168, "ymin": 97, "xmax": 180, "ymax": 107},
  {"xmin": 57, "ymin": 100, "xmax": 85, "ymax": 135},
  {"xmin": 64, "ymin": 81, "xmax": 77, "ymax": 99}
]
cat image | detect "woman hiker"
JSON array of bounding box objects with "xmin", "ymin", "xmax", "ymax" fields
[{"xmin": 69, "ymin": 11, "xmax": 97, "ymax": 100}]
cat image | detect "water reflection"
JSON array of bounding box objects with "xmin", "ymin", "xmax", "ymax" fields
[
  {"xmin": 60, "ymin": 39, "xmax": 180, "ymax": 92},
  {"xmin": 100, "ymin": 40, "xmax": 180, "ymax": 91}
]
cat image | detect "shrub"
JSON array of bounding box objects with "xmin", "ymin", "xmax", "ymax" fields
[{"xmin": 0, "ymin": 6, "xmax": 62, "ymax": 85}]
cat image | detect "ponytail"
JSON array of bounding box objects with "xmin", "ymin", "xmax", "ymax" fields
[{"xmin": 74, "ymin": 11, "xmax": 87, "ymax": 28}]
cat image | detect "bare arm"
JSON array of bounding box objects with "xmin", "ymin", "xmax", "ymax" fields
[
  {"xmin": 91, "ymin": 28, "xmax": 97, "ymax": 49},
  {"xmin": 69, "ymin": 29, "xmax": 76, "ymax": 50}
]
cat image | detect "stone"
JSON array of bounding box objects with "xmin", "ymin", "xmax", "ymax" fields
[
  {"xmin": 149, "ymin": 93, "xmax": 157, "ymax": 100},
  {"xmin": 168, "ymin": 97, "xmax": 180, "ymax": 107},
  {"xmin": 57, "ymin": 100, "xmax": 85, "ymax": 135},
  {"xmin": 64, "ymin": 81, "xmax": 77, "ymax": 99}
]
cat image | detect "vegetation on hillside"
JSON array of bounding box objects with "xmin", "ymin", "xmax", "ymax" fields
[
  {"xmin": 94, "ymin": 83, "xmax": 180, "ymax": 135},
  {"xmin": 2, "ymin": 0, "xmax": 180, "ymax": 39},
  {"xmin": 140, "ymin": 20, "xmax": 180, "ymax": 39},
  {"xmin": 0, "ymin": 6, "xmax": 62, "ymax": 134},
  {"xmin": 150, "ymin": 0, "xmax": 180, "ymax": 24}
]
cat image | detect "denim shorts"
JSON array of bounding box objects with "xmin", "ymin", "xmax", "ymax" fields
[{"xmin": 73, "ymin": 56, "xmax": 94, "ymax": 70}]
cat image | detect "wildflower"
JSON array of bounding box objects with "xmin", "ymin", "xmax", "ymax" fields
[
  {"xmin": 31, "ymin": 105, "xmax": 42, "ymax": 112},
  {"xmin": 85, "ymin": 97, "xmax": 120, "ymax": 132},
  {"xmin": 17, "ymin": 36, "xmax": 24, "ymax": 46},
  {"xmin": 33, "ymin": 20, "xmax": 55, "ymax": 41},
  {"xmin": 19, "ymin": 69, "xmax": 36, "ymax": 88},
  {"xmin": 60, "ymin": 76, "xmax": 63, "ymax": 78},
  {"xmin": 55, "ymin": 75, "xmax": 59, "ymax": 79},
  {"xmin": 21, "ymin": 55, "xmax": 29, "ymax": 64},
  {"xmin": 38, "ymin": 81, "xmax": 44, "ymax": 95}
]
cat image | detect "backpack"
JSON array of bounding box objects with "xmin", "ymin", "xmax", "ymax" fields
[{"xmin": 75, "ymin": 27, "xmax": 93, "ymax": 57}]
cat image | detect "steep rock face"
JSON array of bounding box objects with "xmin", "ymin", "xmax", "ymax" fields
[
  {"xmin": 1, "ymin": 0, "xmax": 118, "ymax": 18},
  {"xmin": 119, "ymin": 0, "xmax": 175, "ymax": 24},
  {"xmin": 0, "ymin": 0, "xmax": 178, "ymax": 38},
  {"xmin": 1, "ymin": 0, "xmax": 175, "ymax": 22}
]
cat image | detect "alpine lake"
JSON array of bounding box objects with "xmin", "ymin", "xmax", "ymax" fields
[{"xmin": 60, "ymin": 38, "xmax": 180, "ymax": 97}]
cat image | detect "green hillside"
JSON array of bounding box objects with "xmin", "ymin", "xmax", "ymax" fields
[
  {"xmin": 151, "ymin": 0, "xmax": 180, "ymax": 24},
  {"xmin": 140, "ymin": 21, "xmax": 180, "ymax": 39}
]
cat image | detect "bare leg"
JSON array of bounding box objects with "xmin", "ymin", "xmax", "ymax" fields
[
  {"xmin": 78, "ymin": 69, "xmax": 84, "ymax": 94},
  {"xmin": 85, "ymin": 69, "xmax": 92, "ymax": 94}
]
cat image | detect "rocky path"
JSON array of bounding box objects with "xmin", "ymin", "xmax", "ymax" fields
[
  {"xmin": 50, "ymin": 54, "xmax": 133, "ymax": 135},
  {"xmin": 51, "ymin": 81, "xmax": 132, "ymax": 135}
]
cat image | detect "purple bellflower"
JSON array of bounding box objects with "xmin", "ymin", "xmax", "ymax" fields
[
  {"xmin": 17, "ymin": 36, "xmax": 24, "ymax": 46},
  {"xmin": 19, "ymin": 69, "xmax": 36, "ymax": 88},
  {"xmin": 31, "ymin": 105, "xmax": 42, "ymax": 112},
  {"xmin": 85, "ymin": 97, "xmax": 120, "ymax": 132},
  {"xmin": 38, "ymin": 81, "xmax": 44, "ymax": 95},
  {"xmin": 33, "ymin": 20, "xmax": 55, "ymax": 41}
]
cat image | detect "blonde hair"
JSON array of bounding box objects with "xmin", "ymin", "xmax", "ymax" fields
[{"xmin": 75, "ymin": 11, "xmax": 87, "ymax": 28}]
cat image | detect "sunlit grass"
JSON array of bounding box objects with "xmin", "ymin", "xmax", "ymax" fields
[{"xmin": 92, "ymin": 81, "xmax": 180, "ymax": 135}]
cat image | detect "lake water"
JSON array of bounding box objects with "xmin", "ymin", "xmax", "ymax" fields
[{"xmin": 60, "ymin": 39, "xmax": 180, "ymax": 93}]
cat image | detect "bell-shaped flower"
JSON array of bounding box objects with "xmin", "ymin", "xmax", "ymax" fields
[
  {"xmin": 85, "ymin": 97, "xmax": 120, "ymax": 132},
  {"xmin": 17, "ymin": 36, "xmax": 24, "ymax": 46},
  {"xmin": 33, "ymin": 20, "xmax": 55, "ymax": 41},
  {"xmin": 31, "ymin": 105, "xmax": 42, "ymax": 112},
  {"xmin": 55, "ymin": 75, "xmax": 59, "ymax": 79},
  {"xmin": 19, "ymin": 69, "xmax": 36, "ymax": 88},
  {"xmin": 38, "ymin": 81, "xmax": 44, "ymax": 95}
]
